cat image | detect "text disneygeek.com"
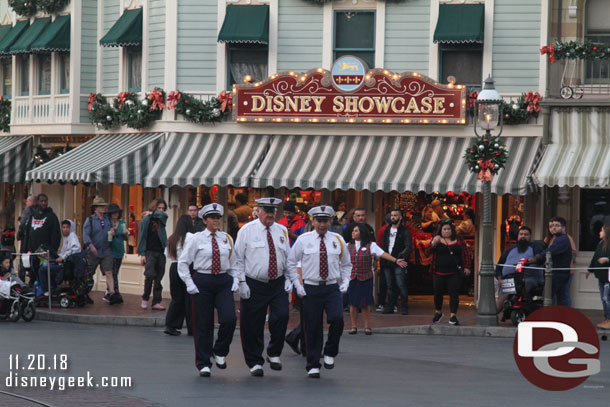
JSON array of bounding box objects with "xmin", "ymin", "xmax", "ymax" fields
[{"xmin": 6, "ymin": 354, "xmax": 132, "ymax": 391}]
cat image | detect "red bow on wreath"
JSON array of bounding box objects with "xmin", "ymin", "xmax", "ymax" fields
[
  {"xmin": 117, "ymin": 91, "xmax": 130, "ymax": 107},
  {"xmin": 477, "ymin": 160, "xmax": 495, "ymax": 182},
  {"xmin": 467, "ymin": 91, "xmax": 479, "ymax": 111},
  {"xmin": 167, "ymin": 91, "xmax": 181, "ymax": 110},
  {"xmin": 217, "ymin": 90, "xmax": 233, "ymax": 113},
  {"xmin": 524, "ymin": 91, "xmax": 541, "ymax": 113},
  {"xmin": 87, "ymin": 93, "xmax": 97, "ymax": 111},
  {"xmin": 540, "ymin": 44, "xmax": 556, "ymax": 64},
  {"xmin": 148, "ymin": 89, "xmax": 165, "ymax": 110}
]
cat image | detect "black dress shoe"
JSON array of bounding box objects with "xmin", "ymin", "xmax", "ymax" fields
[
  {"xmin": 164, "ymin": 327, "xmax": 181, "ymax": 336},
  {"xmin": 401, "ymin": 309, "xmax": 409, "ymax": 315},
  {"xmin": 285, "ymin": 338, "xmax": 300, "ymax": 355},
  {"xmin": 266, "ymin": 357, "xmax": 282, "ymax": 371}
]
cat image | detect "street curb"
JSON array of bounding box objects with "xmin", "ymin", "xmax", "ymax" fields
[
  {"xmin": 36, "ymin": 310, "xmax": 166, "ymax": 327},
  {"xmin": 372, "ymin": 324, "xmax": 517, "ymax": 338}
]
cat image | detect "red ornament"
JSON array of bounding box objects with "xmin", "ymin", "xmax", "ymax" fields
[
  {"xmin": 483, "ymin": 138, "xmax": 488, "ymax": 142},
  {"xmin": 593, "ymin": 47, "xmax": 598, "ymax": 51}
]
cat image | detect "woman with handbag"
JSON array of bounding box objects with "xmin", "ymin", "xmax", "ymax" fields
[{"xmin": 426, "ymin": 220, "xmax": 472, "ymax": 325}]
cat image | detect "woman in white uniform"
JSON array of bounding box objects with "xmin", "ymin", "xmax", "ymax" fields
[{"xmin": 178, "ymin": 203, "xmax": 240, "ymax": 377}]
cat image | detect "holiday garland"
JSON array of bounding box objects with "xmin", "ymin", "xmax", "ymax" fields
[
  {"xmin": 9, "ymin": 0, "xmax": 70, "ymax": 17},
  {"xmin": 541, "ymin": 40, "xmax": 610, "ymax": 64},
  {"xmin": 167, "ymin": 90, "xmax": 232, "ymax": 124},
  {"xmin": 464, "ymin": 136, "xmax": 509, "ymax": 182},
  {"xmin": 0, "ymin": 97, "xmax": 10, "ymax": 133},
  {"xmin": 88, "ymin": 89, "xmax": 232, "ymax": 129}
]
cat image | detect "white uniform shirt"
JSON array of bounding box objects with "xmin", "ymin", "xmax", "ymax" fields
[
  {"xmin": 234, "ymin": 219, "xmax": 290, "ymax": 282},
  {"xmin": 287, "ymin": 230, "xmax": 352, "ymax": 284},
  {"xmin": 178, "ymin": 229, "xmax": 236, "ymax": 286},
  {"xmin": 354, "ymin": 241, "xmax": 385, "ymax": 258}
]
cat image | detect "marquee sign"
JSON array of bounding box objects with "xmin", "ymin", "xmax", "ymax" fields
[{"xmin": 233, "ymin": 56, "xmax": 467, "ymax": 124}]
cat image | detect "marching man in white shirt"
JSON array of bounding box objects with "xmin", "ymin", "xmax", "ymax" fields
[
  {"xmin": 286, "ymin": 205, "xmax": 352, "ymax": 378},
  {"xmin": 178, "ymin": 203, "xmax": 239, "ymax": 377},
  {"xmin": 234, "ymin": 197, "xmax": 292, "ymax": 377}
]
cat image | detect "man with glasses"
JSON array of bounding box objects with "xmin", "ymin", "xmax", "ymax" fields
[
  {"xmin": 234, "ymin": 197, "xmax": 292, "ymax": 376},
  {"xmin": 138, "ymin": 198, "xmax": 169, "ymax": 310},
  {"xmin": 187, "ymin": 203, "xmax": 205, "ymax": 232}
]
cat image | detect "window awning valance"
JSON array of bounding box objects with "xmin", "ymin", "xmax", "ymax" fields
[
  {"xmin": 433, "ymin": 4, "xmax": 485, "ymax": 44},
  {"xmin": 218, "ymin": 5, "xmax": 269, "ymax": 44},
  {"xmin": 10, "ymin": 18, "xmax": 51, "ymax": 54},
  {"xmin": 31, "ymin": 15, "xmax": 70, "ymax": 53},
  {"xmin": 0, "ymin": 20, "xmax": 29, "ymax": 55},
  {"xmin": 100, "ymin": 8, "xmax": 142, "ymax": 47}
]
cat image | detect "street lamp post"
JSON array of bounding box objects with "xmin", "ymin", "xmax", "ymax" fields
[{"xmin": 473, "ymin": 75, "xmax": 504, "ymax": 326}]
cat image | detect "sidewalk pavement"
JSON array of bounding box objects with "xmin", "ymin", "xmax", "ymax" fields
[{"xmin": 33, "ymin": 292, "xmax": 610, "ymax": 338}]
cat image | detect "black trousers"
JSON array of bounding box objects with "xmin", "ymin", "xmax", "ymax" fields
[
  {"xmin": 302, "ymin": 283, "xmax": 344, "ymax": 371},
  {"xmin": 286, "ymin": 294, "xmax": 306, "ymax": 356},
  {"xmin": 191, "ymin": 272, "xmax": 236, "ymax": 370},
  {"xmin": 433, "ymin": 274, "xmax": 462, "ymax": 314},
  {"xmin": 240, "ymin": 276, "xmax": 289, "ymax": 368},
  {"xmin": 165, "ymin": 262, "xmax": 193, "ymax": 333},
  {"xmin": 142, "ymin": 250, "xmax": 166, "ymax": 305}
]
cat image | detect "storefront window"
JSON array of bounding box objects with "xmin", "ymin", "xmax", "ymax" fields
[
  {"xmin": 579, "ymin": 189, "xmax": 609, "ymax": 251},
  {"xmin": 334, "ymin": 10, "xmax": 375, "ymax": 69},
  {"xmin": 227, "ymin": 44, "xmax": 268, "ymax": 88},
  {"xmin": 439, "ymin": 44, "xmax": 483, "ymax": 87}
]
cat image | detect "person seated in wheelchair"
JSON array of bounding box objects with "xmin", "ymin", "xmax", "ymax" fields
[
  {"xmin": 495, "ymin": 226, "xmax": 545, "ymax": 312},
  {"xmin": 36, "ymin": 220, "xmax": 81, "ymax": 297}
]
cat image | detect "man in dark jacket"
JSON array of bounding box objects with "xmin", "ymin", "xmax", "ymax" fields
[
  {"xmin": 26, "ymin": 194, "xmax": 61, "ymax": 283},
  {"xmin": 342, "ymin": 208, "xmax": 376, "ymax": 244},
  {"xmin": 381, "ymin": 209, "xmax": 412, "ymax": 314},
  {"xmin": 187, "ymin": 204, "xmax": 205, "ymax": 232}
]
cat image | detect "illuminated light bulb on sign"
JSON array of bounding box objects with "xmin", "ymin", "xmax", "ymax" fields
[{"xmin": 244, "ymin": 75, "xmax": 252, "ymax": 83}]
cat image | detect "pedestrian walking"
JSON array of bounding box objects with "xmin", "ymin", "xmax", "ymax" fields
[
  {"xmin": 83, "ymin": 197, "xmax": 121, "ymax": 304},
  {"xmin": 138, "ymin": 198, "xmax": 168, "ymax": 310},
  {"xmin": 286, "ymin": 205, "xmax": 352, "ymax": 378},
  {"xmin": 426, "ymin": 220, "xmax": 472, "ymax": 325},
  {"xmin": 587, "ymin": 224, "xmax": 610, "ymax": 329},
  {"xmin": 108, "ymin": 203, "xmax": 127, "ymax": 303},
  {"xmin": 381, "ymin": 209, "xmax": 411, "ymax": 315},
  {"xmin": 25, "ymin": 194, "xmax": 61, "ymax": 285},
  {"xmin": 164, "ymin": 214, "xmax": 195, "ymax": 336},
  {"xmin": 178, "ymin": 203, "xmax": 239, "ymax": 377},
  {"xmin": 235, "ymin": 197, "xmax": 291, "ymax": 376},
  {"xmin": 347, "ymin": 224, "xmax": 407, "ymax": 335}
]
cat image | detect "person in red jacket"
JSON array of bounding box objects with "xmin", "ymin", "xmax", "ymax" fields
[{"xmin": 277, "ymin": 201, "xmax": 306, "ymax": 246}]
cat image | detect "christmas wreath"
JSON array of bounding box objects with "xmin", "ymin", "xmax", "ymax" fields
[
  {"xmin": 541, "ymin": 40, "xmax": 610, "ymax": 64},
  {"xmin": 0, "ymin": 97, "xmax": 11, "ymax": 133},
  {"xmin": 464, "ymin": 136, "xmax": 509, "ymax": 182},
  {"xmin": 8, "ymin": 0, "xmax": 37, "ymax": 17},
  {"xmin": 167, "ymin": 90, "xmax": 232, "ymax": 124},
  {"xmin": 38, "ymin": 0, "xmax": 70, "ymax": 14},
  {"xmin": 88, "ymin": 93, "xmax": 118, "ymax": 130}
]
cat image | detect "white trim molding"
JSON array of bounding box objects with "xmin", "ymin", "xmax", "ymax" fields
[
  {"xmin": 322, "ymin": 2, "xmax": 332, "ymax": 70},
  {"xmin": 539, "ymin": 0, "xmax": 549, "ymax": 95},
  {"xmin": 70, "ymin": 0, "xmax": 82, "ymax": 123},
  {"xmin": 428, "ymin": 0, "xmax": 439, "ymax": 79},
  {"xmin": 268, "ymin": 0, "xmax": 278, "ymax": 76},
  {"xmin": 216, "ymin": 1, "xmax": 227, "ymax": 93},
  {"xmin": 482, "ymin": 0, "xmax": 494, "ymax": 81},
  {"xmin": 162, "ymin": 0, "xmax": 177, "ymax": 120},
  {"xmin": 375, "ymin": 1, "xmax": 385, "ymax": 69}
]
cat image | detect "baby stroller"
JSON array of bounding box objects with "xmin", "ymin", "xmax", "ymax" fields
[
  {"xmin": 0, "ymin": 276, "xmax": 36, "ymax": 322},
  {"xmin": 500, "ymin": 259, "xmax": 544, "ymax": 326},
  {"xmin": 35, "ymin": 251, "xmax": 94, "ymax": 309}
]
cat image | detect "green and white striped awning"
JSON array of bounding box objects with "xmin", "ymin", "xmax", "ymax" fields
[
  {"xmin": 143, "ymin": 133, "xmax": 270, "ymax": 187},
  {"xmin": 0, "ymin": 136, "xmax": 32, "ymax": 183},
  {"xmin": 532, "ymin": 110, "xmax": 610, "ymax": 187},
  {"xmin": 26, "ymin": 133, "xmax": 164, "ymax": 185},
  {"xmin": 250, "ymin": 135, "xmax": 540, "ymax": 195}
]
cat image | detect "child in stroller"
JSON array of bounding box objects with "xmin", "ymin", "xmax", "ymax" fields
[{"xmin": 0, "ymin": 250, "xmax": 36, "ymax": 322}]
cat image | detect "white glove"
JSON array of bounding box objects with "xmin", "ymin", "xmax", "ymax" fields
[
  {"xmin": 231, "ymin": 277, "xmax": 240, "ymax": 292},
  {"xmin": 239, "ymin": 281, "xmax": 251, "ymax": 299},
  {"xmin": 339, "ymin": 280, "xmax": 349, "ymax": 294},
  {"xmin": 294, "ymin": 282, "xmax": 306, "ymax": 297},
  {"xmin": 284, "ymin": 278, "xmax": 293, "ymax": 293},
  {"xmin": 186, "ymin": 282, "xmax": 199, "ymax": 295}
]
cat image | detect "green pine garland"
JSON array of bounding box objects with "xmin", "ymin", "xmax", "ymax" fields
[
  {"xmin": 88, "ymin": 88, "xmax": 166, "ymax": 130},
  {"xmin": 88, "ymin": 93, "xmax": 118, "ymax": 130},
  {"xmin": 0, "ymin": 97, "xmax": 11, "ymax": 133},
  {"xmin": 170, "ymin": 91, "xmax": 230, "ymax": 124},
  {"xmin": 464, "ymin": 136, "xmax": 509, "ymax": 177},
  {"xmin": 552, "ymin": 40, "xmax": 610, "ymax": 61},
  {"xmin": 8, "ymin": 0, "xmax": 37, "ymax": 17},
  {"xmin": 38, "ymin": 0, "xmax": 70, "ymax": 14}
]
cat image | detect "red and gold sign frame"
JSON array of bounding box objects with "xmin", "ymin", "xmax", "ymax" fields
[{"xmin": 232, "ymin": 68, "xmax": 467, "ymax": 125}]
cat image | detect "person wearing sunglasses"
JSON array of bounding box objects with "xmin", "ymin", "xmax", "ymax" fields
[
  {"xmin": 178, "ymin": 203, "xmax": 240, "ymax": 377},
  {"xmin": 426, "ymin": 219, "xmax": 472, "ymax": 325}
]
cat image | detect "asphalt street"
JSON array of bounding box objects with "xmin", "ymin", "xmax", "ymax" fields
[{"xmin": 1, "ymin": 321, "xmax": 609, "ymax": 406}]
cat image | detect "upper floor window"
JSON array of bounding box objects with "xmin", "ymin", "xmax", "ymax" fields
[
  {"xmin": 228, "ymin": 44, "xmax": 268, "ymax": 88},
  {"xmin": 1, "ymin": 59, "xmax": 11, "ymax": 99},
  {"xmin": 333, "ymin": 11, "xmax": 375, "ymax": 69},
  {"xmin": 585, "ymin": 0, "xmax": 610, "ymax": 84},
  {"xmin": 439, "ymin": 44, "xmax": 483, "ymax": 87},
  {"xmin": 59, "ymin": 53, "xmax": 70, "ymax": 93},
  {"xmin": 19, "ymin": 55, "xmax": 29, "ymax": 96},
  {"xmin": 38, "ymin": 54, "xmax": 51, "ymax": 95},
  {"xmin": 127, "ymin": 46, "xmax": 142, "ymax": 92}
]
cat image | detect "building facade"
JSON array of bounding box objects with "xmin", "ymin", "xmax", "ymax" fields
[{"xmin": 0, "ymin": 0, "xmax": 552, "ymax": 303}]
